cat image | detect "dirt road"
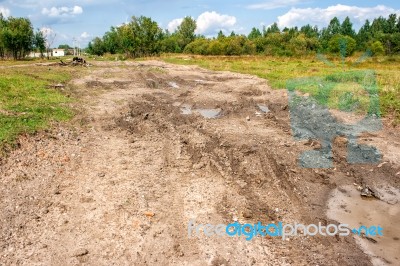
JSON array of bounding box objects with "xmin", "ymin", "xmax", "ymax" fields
[{"xmin": 1, "ymin": 61, "xmax": 399, "ymax": 265}]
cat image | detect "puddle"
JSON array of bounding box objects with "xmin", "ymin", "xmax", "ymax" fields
[
  {"xmin": 168, "ymin": 82, "xmax": 179, "ymax": 89},
  {"xmin": 327, "ymin": 185, "xmax": 400, "ymax": 265},
  {"xmin": 257, "ymin": 104, "xmax": 270, "ymax": 113},
  {"xmin": 179, "ymin": 104, "xmax": 221, "ymax": 119},
  {"xmin": 195, "ymin": 109, "xmax": 221, "ymax": 119},
  {"xmin": 180, "ymin": 104, "xmax": 192, "ymax": 115}
]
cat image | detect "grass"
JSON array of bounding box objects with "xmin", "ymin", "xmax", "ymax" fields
[
  {"xmin": 161, "ymin": 54, "xmax": 400, "ymax": 124},
  {"xmin": 0, "ymin": 63, "xmax": 78, "ymax": 151}
]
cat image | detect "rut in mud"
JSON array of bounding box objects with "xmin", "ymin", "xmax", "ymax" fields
[{"xmin": 0, "ymin": 61, "xmax": 399, "ymax": 265}]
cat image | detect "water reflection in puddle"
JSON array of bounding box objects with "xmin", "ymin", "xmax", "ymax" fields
[
  {"xmin": 168, "ymin": 82, "xmax": 179, "ymax": 89},
  {"xmin": 179, "ymin": 105, "xmax": 221, "ymax": 119},
  {"xmin": 327, "ymin": 185, "xmax": 400, "ymax": 265},
  {"xmin": 180, "ymin": 104, "xmax": 192, "ymax": 115},
  {"xmin": 257, "ymin": 104, "xmax": 270, "ymax": 113},
  {"xmin": 196, "ymin": 109, "xmax": 221, "ymax": 119}
]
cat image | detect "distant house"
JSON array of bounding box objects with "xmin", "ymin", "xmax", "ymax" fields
[
  {"xmin": 52, "ymin": 49, "xmax": 65, "ymax": 57},
  {"xmin": 28, "ymin": 52, "xmax": 50, "ymax": 58}
]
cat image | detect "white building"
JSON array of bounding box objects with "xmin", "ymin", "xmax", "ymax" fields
[
  {"xmin": 52, "ymin": 49, "xmax": 65, "ymax": 57},
  {"xmin": 28, "ymin": 52, "xmax": 50, "ymax": 58}
]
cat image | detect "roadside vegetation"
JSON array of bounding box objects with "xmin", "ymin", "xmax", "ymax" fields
[
  {"xmin": 87, "ymin": 14, "xmax": 400, "ymax": 58},
  {"xmin": 0, "ymin": 66, "xmax": 76, "ymax": 151}
]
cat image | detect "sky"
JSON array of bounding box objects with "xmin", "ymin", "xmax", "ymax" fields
[{"xmin": 0, "ymin": 0, "xmax": 400, "ymax": 47}]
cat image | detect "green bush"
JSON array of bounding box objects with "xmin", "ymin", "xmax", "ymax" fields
[{"xmin": 328, "ymin": 34, "xmax": 356, "ymax": 57}]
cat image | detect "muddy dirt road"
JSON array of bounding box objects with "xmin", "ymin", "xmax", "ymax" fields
[{"xmin": 1, "ymin": 61, "xmax": 399, "ymax": 265}]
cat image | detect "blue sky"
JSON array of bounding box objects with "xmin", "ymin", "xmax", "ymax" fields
[{"xmin": 1, "ymin": 0, "xmax": 400, "ymax": 47}]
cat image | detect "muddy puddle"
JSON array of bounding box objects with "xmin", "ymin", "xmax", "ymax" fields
[
  {"xmin": 168, "ymin": 81, "xmax": 179, "ymax": 89},
  {"xmin": 180, "ymin": 104, "xmax": 192, "ymax": 115},
  {"xmin": 327, "ymin": 185, "xmax": 400, "ymax": 265},
  {"xmin": 257, "ymin": 104, "xmax": 270, "ymax": 113},
  {"xmin": 178, "ymin": 104, "xmax": 221, "ymax": 119},
  {"xmin": 196, "ymin": 108, "xmax": 221, "ymax": 118}
]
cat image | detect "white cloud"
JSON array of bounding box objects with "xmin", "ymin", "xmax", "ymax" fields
[
  {"xmin": 167, "ymin": 18, "xmax": 183, "ymax": 33},
  {"xmin": 0, "ymin": 6, "xmax": 11, "ymax": 17},
  {"xmin": 277, "ymin": 4, "xmax": 400, "ymax": 29},
  {"xmin": 42, "ymin": 5, "xmax": 83, "ymax": 17},
  {"xmin": 247, "ymin": 0, "xmax": 301, "ymax": 10},
  {"xmin": 196, "ymin": 11, "xmax": 237, "ymax": 35},
  {"xmin": 40, "ymin": 27, "xmax": 55, "ymax": 36},
  {"xmin": 80, "ymin": 32, "xmax": 90, "ymax": 39}
]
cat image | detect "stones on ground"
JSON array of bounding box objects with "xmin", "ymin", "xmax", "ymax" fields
[
  {"xmin": 144, "ymin": 211, "xmax": 155, "ymax": 218},
  {"xmin": 146, "ymin": 79, "xmax": 158, "ymax": 89},
  {"xmin": 72, "ymin": 248, "xmax": 89, "ymax": 257},
  {"xmin": 98, "ymin": 172, "xmax": 106, "ymax": 178},
  {"xmin": 246, "ymin": 116, "xmax": 250, "ymax": 121}
]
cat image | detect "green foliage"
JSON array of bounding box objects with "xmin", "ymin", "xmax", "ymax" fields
[
  {"xmin": 33, "ymin": 30, "xmax": 46, "ymax": 54},
  {"xmin": 176, "ymin": 16, "xmax": 197, "ymax": 50},
  {"xmin": 248, "ymin": 27, "xmax": 262, "ymax": 40},
  {"xmin": 370, "ymin": 41, "xmax": 385, "ymax": 55},
  {"xmin": 341, "ymin": 17, "xmax": 356, "ymax": 38},
  {"xmin": 328, "ymin": 34, "xmax": 356, "ymax": 57},
  {"xmin": 87, "ymin": 13, "xmax": 400, "ymax": 58},
  {"xmin": 1, "ymin": 17, "xmax": 34, "ymax": 59}
]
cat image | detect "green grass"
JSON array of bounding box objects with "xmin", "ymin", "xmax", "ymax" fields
[
  {"xmin": 0, "ymin": 65, "xmax": 76, "ymax": 150},
  {"xmin": 161, "ymin": 54, "xmax": 400, "ymax": 124}
]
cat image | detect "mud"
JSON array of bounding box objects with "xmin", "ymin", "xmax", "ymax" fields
[{"xmin": 0, "ymin": 60, "xmax": 399, "ymax": 265}]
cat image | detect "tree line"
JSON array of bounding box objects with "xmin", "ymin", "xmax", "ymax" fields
[
  {"xmin": 88, "ymin": 14, "xmax": 400, "ymax": 57},
  {"xmin": 0, "ymin": 14, "xmax": 46, "ymax": 60}
]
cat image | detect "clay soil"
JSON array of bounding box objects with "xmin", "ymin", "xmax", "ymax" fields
[{"xmin": 1, "ymin": 60, "xmax": 399, "ymax": 265}]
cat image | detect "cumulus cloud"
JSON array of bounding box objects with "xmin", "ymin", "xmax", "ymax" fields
[
  {"xmin": 277, "ymin": 4, "xmax": 400, "ymax": 29},
  {"xmin": 42, "ymin": 5, "xmax": 83, "ymax": 17},
  {"xmin": 196, "ymin": 11, "xmax": 237, "ymax": 35},
  {"xmin": 0, "ymin": 6, "xmax": 10, "ymax": 17},
  {"xmin": 40, "ymin": 27, "xmax": 55, "ymax": 36},
  {"xmin": 247, "ymin": 0, "xmax": 301, "ymax": 10},
  {"xmin": 167, "ymin": 11, "xmax": 237, "ymax": 36},
  {"xmin": 167, "ymin": 18, "xmax": 183, "ymax": 32},
  {"xmin": 80, "ymin": 32, "xmax": 90, "ymax": 39}
]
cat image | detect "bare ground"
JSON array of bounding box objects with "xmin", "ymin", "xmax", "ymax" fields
[{"xmin": 1, "ymin": 61, "xmax": 399, "ymax": 265}]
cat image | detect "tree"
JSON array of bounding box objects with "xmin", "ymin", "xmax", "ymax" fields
[
  {"xmin": 320, "ymin": 17, "xmax": 342, "ymax": 50},
  {"xmin": 357, "ymin": 20, "xmax": 372, "ymax": 50},
  {"xmin": 300, "ymin": 24, "xmax": 319, "ymax": 38},
  {"xmin": 102, "ymin": 27, "xmax": 120, "ymax": 54},
  {"xmin": 88, "ymin": 37, "xmax": 104, "ymax": 56},
  {"xmin": 327, "ymin": 17, "xmax": 341, "ymax": 35},
  {"xmin": 2, "ymin": 17, "xmax": 34, "ymax": 59},
  {"xmin": 0, "ymin": 14, "xmax": 7, "ymax": 58},
  {"xmin": 370, "ymin": 41, "xmax": 384, "ymax": 55},
  {"xmin": 58, "ymin": 44, "xmax": 71, "ymax": 49},
  {"xmin": 177, "ymin": 16, "xmax": 196, "ymax": 50},
  {"xmin": 328, "ymin": 34, "xmax": 356, "ymax": 57},
  {"xmin": 341, "ymin": 17, "xmax": 355, "ymax": 38},
  {"xmin": 33, "ymin": 30, "xmax": 46, "ymax": 56},
  {"xmin": 217, "ymin": 30, "xmax": 225, "ymax": 39},
  {"xmin": 387, "ymin": 14, "xmax": 397, "ymax": 34},
  {"xmin": 248, "ymin": 27, "xmax": 262, "ymax": 40},
  {"xmin": 264, "ymin": 22, "xmax": 280, "ymax": 35}
]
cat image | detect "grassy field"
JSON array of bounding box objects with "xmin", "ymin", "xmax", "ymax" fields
[
  {"xmin": 162, "ymin": 54, "xmax": 400, "ymax": 124},
  {"xmin": 0, "ymin": 63, "xmax": 78, "ymax": 151}
]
